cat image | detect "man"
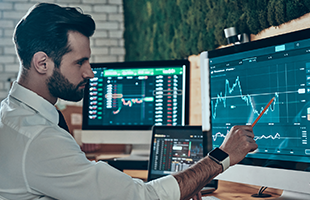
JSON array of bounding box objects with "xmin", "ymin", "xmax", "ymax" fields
[{"xmin": 0, "ymin": 3, "xmax": 258, "ymax": 200}]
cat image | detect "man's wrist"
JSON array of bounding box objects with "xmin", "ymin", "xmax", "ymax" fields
[{"xmin": 208, "ymin": 148, "xmax": 230, "ymax": 172}]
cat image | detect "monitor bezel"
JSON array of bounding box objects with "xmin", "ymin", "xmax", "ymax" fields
[{"xmin": 82, "ymin": 59, "xmax": 190, "ymax": 131}]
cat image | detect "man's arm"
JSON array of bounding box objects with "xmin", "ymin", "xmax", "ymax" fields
[
  {"xmin": 173, "ymin": 155, "xmax": 222, "ymax": 200},
  {"xmin": 173, "ymin": 125, "xmax": 258, "ymax": 200}
]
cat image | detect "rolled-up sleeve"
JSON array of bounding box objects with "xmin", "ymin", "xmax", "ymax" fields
[{"xmin": 147, "ymin": 175, "xmax": 180, "ymax": 200}]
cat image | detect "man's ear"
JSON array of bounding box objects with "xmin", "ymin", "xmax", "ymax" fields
[{"xmin": 32, "ymin": 52, "xmax": 50, "ymax": 74}]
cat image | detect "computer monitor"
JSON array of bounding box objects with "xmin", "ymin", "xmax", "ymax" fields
[
  {"xmin": 81, "ymin": 60, "xmax": 190, "ymax": 157},
  {"xmin": 200, "ymin": 28, "xmax": 310, "ymax": 199}
]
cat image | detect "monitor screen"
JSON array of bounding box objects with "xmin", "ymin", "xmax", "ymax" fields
[
  {"xmin": 148, "ymin": 126, "xmax": 204, "ymax": 181},
  {"xmin": 81, "ymin": 60, "xmax": 190, "ymax": 157},
  {"xmin": 201, "ymin": 28, "xmax": 310, "ymax": 198},
  {"xmin": 82, "ymin": 60, "xmax": 190, "ymax": 130}
]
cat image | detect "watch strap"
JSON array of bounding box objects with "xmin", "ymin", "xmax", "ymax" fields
[{"xmin": 221, "ymin": 155, "xmax": 230, "ymax": 172}]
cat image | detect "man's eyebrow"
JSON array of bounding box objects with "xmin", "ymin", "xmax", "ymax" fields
[{"xmin": 75, "ymin": 57, "xmax": 89, "ymax": 64}]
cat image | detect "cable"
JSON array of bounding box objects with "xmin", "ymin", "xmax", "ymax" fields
[{"xmin": 251, "ymin": 186, "xmax": 272, "ymax": 198}]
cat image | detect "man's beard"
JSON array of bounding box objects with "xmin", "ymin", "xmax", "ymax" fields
[{"xmin": 46, "ymin": 68, "xmax": 88, "ymax": 102}]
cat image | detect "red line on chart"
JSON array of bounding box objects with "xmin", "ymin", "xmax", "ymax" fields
[
  {"xmin": 112, "ymin": 98, "xmax": 144, "ymax": 114},
  {"xmin": 122, "ymin": 98, "xmax": 143, "ymax": 107}
]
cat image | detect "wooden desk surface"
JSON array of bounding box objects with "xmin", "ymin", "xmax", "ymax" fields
[
  {"xmin": 123, "ymin": 169, "xmax": 283, "ymax": 200},
  {"xmin": 95, "ymin": 154, "xmax": 284, "ymax": 200},
  {"xmin": 204, "ymin": 180, "xmax": 283, "ymax": 200}
]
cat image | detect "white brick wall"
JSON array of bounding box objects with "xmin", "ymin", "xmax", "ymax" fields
[{"xmin": 0, "ymin": 0, "xmax": 125, "ymax": 102}]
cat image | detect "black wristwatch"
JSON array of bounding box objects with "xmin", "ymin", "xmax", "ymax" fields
[{"xmin": 208, "ymin": 148, "xmax": 230, "ymax": 172}]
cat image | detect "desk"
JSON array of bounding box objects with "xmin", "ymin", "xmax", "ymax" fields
[
  {"xmin": 117, "ymin": 169, "xmax": 284, "ymax": 199},
  {"xmin": 93, "ymin": 154, "xmax": 283, "ymax": 199},
  {"xmin": 204, "ymin": 180, "xmax": 283, "ymax": 200}
]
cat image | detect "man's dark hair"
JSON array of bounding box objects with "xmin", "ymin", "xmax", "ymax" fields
[{"xmin": 13, "ymin": 3, "xmax": 95, "ymax": 71}]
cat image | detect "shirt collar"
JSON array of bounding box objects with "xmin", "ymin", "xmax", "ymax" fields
[{"xmin": 9, "ymin": 81, "xmax": 59, "ymax": 125}]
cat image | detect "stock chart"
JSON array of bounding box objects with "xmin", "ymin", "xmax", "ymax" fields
[
  {"xmin": 209, "ymin": 45, "xmax": 310, "ymax": 161},
  {"xmin": 87, "ymin": 67, "xmax": 185, "ymax": 126}
]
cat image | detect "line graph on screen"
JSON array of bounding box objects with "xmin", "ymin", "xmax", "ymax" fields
[
  {"xmin": 105, "ymin": 81, "xmax": 150, "ymax": 115},
  {"xmin": 112, "ymin": 97, "xmax": 144, "ymax": 114},
  {"xmin": 211, "ymin": 76, "xmax": 280, "ymax": 124},
  {"xmin": 212, "ymin": 131, "xmax": 282, "ymax": 142}
]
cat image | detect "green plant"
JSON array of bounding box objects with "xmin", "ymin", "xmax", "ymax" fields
[{"xmin": 124, "ymin": 0, "xmax": 310, "ymax": 61}]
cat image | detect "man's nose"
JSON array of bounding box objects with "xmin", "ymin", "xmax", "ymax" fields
[{"xmin": 83, "ymin": 61, "xmax": 94, "ymax": 79}]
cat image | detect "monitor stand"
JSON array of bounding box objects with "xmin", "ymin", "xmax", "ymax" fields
[
  {"xmin": 116, "ymin": 144, "xmax": 150, "ymax": 161},
  {"xmin": 107, "ymin": 144, "xmax": 150, "ymax": 171},
  {"xmin": 273, "ymin": 190, "xmax": 310, "ymax": 200}
]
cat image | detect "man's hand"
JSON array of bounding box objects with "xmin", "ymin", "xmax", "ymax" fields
[
  {"xmin": 174, "ymin": 125, "xmax": 257, "ymax": 200},
  {"xmin": 220, "ymin": 125, "xmax": 258, "ymax": 166}
]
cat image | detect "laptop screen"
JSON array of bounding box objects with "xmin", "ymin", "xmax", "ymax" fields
[{"xmin": 148, "ymin": 125, "xmax": 204, "ymax": 181}]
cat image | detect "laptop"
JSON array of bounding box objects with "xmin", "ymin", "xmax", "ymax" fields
[{"xmin": 147, "ymin": 125, "xmax": 218, "ymax": 194}]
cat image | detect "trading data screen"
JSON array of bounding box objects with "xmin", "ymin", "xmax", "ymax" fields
[
  {"xmin": 84, "ymin": 62, "xmax": 188, "ymax": 128},
  {"xmin": 148, "ymin": 130, "xmax": 203, "ymax": 180},
  {"xmin": 209, "ymin": 37, "xmax": 310, "ymax": 165}
]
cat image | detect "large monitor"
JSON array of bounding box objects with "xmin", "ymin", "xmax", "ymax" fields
[
  {"xmin": 81, "ymin": 60, "xmax": 190, "ymax": 157},
  {"xmin": 201, "ymin": 28, "xmax": 310, "ymax": 199}
]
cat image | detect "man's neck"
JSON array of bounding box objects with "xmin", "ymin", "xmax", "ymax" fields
[{"xmin": 17, "ymin": 76, "xmax": 57, "ymax": 105}]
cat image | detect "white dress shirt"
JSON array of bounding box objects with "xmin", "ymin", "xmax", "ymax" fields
[{"xmin": 0, "ymin": 82, "xmax": 180, "ymax": 200}]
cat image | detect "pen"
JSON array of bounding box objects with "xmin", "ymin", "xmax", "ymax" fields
[{"xmin": 251, "ymin": 97, "xmax": 275, "ymax": 127}]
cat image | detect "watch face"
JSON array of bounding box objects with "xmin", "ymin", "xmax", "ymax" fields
[{"xmin": 210, "ymin": 148, "xmax": 228, "ymax": 162}]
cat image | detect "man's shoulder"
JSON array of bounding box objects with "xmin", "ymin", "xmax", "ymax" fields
[{"xmin": 1, "ymin": 97, "xmax": 56, "ymax": 139}]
